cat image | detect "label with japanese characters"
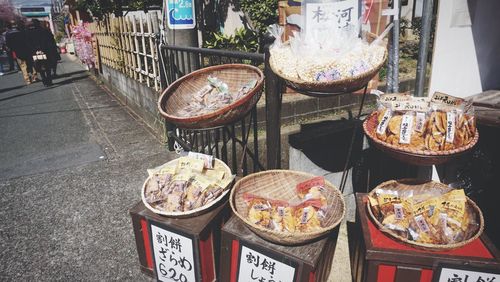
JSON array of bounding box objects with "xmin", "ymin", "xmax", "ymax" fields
[
  {"xmin": 414, "ymin": 215, "xmax": 430, "ymax": 233},
  {"xmin": 376, "ymin": 110, "xmax": 392, "ymax": 135},
  {"xmin": 393, "ymin": 203, "xmax": 404, "ymax": 220},
  {"xmin": 150, "ymin": 223, "xmax": 196, "ymax": 282},
  {"xmin": 431, "ymin": 91, "xmax": 464, "ymax": 107},
  {"xmin": 446, "ymin": 112, "xmax": 456, "ymax": 143},
  {"xmin": 399, "ymin": 114, "xmax": 414, "ymax": 144},
  {"xmin": 415, "ymin": 112, "xmax": 426, "ymax": 133},
  {"xmin": 304, "ymin": 0, "xmax": 359, "ymax": 38},
  {"xmin": 238, "ymin": 245, "xmax": 296, "ymax": 282},
  {"xmin": 436, "ymin": 266, "xmax": 500, "ymax": 282}
]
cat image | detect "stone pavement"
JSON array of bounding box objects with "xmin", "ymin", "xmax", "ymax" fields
[{"xmin": 0, "ymin": 55, "xmax": 174, "ymax": 281}]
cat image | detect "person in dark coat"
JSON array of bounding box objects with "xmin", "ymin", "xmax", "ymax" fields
[
  {"xmin": 5, "ymin": 21, "xmax": 35, "ymax": 83},
  {"xmin": 26, "ymin": 19, "xmax": 59, "ymax": 86}
]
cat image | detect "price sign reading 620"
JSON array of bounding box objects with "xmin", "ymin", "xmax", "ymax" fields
[{"xmin": 150, "ymin": 223, "xmax": 196, "ymax": 282}]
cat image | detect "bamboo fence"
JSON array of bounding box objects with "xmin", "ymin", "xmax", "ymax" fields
[{"xmin": 88, "ymin": 12, "xmax": 161, "ymax": 91}]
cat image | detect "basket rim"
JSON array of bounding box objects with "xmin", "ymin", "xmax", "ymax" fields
[
  {"xmin": 157, "ymin": 64, "xmax": 264, "ymax": 124},
  {"xmin": 366, "ymin": 179, "xmax": 485, "ymax": 251},
  {"xmin": 229, "ymin": 169, "xmax": 346, "ymax": 240},
  {"xmin": 141, "ymin": 158, "xmax": 233, "ymax": 218},
  {"xmin": 363, "ymin": 112, "xmax": 479, "ymax": 157},
  {"xmin": 269, "ymin": 32, "xmax": 387, "ymax": 89}
]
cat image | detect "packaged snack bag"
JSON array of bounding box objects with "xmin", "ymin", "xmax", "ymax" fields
[
  {"xmin": 375, "ymin": 188, "xmax": 413, "ymax": 236},
  {"xmin": 296, "ymin": 176, "xmax": 327, "ymax": 207},
  {"xmin": 269, "ymin": 200, "xmax": 296, "ymax": 233},
  {"xmin": 294, "ymin": 199, "xmax": 324, "ymax": 233},
  {"xmin": 408, "ymin": 197, "xmax": 442, "ymax": 244},
  {"xmin": 184, "ymin": 174, "xmax": 213, "ymax": 211},
  {"xmin": 175, "ymin": 156, "xmax": 205, "ymax": 174},
  {"xmin": 159, "ymin": 174, "xmax": 190, "ymax": 212},
  {"xmin": 437, "ymin": 189, "xmax": 467, "ymax": 243},
  {"xmin": 244, "ymin": 194, "xmax": 272, "ymax": 228}
]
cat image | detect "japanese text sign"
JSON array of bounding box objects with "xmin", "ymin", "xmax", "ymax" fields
[
  {"xmin": 166, "ymin": 0, "xmax": 196, "ymax": 29},
  {"xmin": 435, "ymin": 265, "xmax": 500, "ymax": 282},
  {"xmin": 151, "ymin": 223, "xmax": 197, "ymax": 282},
  {"xmin": 238, "ymin": 245, "xmax": 296, "ymax": 282},
  {"xmin": 304, "ymin": 0, "xmax": 359, "ymax": 36}
]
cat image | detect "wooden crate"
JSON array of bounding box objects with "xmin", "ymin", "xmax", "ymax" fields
[
  {"xmin": 129, "ymin": 200, "xmax": 231, "ymax": 281},
  {"xmin": 348, "ymin": 193, "xmax": 500, "ymax": 282},
  {"xmin": 219, "ymin": 216, "xmax": 338, "ymax": 282}
]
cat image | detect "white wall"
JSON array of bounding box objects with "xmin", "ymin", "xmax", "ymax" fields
[{"xmin": 428, "ymin": 0, "xmax": 482, "ymax": 98}]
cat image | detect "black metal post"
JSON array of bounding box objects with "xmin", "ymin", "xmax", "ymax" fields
[
  {"xmin": 264, "ymin": 45, "xmax": 282, "ymax": 169},
  {"xmin": 414, "ymin": 0, "xmax": 434, "ymax": 97}
]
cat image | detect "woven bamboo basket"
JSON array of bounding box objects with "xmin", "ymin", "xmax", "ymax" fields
[
  {"xmin": 367, "ymin": 179, "xmax": 484, "ymax": 251},
  {"xmin": 269, "ymin": 32, "xmax": 387, "ymax": 95},
  {"xmin": 158, "ymin": 64, "xmax": 264, "ymax": 129},
  {"xmin": 141, "ymin": 158, "xmax": 234, "ymax": 218},
  {"xmin": 230, "ymin": 170, "xmax": 346, "ymax": 245},
  {"xmin": 363, "ymin": 112, "xmax": 479, "ymax": 166}
]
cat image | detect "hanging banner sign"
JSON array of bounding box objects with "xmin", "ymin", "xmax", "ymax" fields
[{"xmin": 166, "ymin": 0, "xmax": 196, "ymax": 29}]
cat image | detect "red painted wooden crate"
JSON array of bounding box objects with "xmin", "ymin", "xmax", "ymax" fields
[
  {"xmin": 348, "ymin": 193, "xmax": 500, "ymax": 282},
  {"xmin": 219, "ymin": 216, "xmax": 339, "ymax": 282},
  {"xmin": 129, "ymin": 200, "xmax": 231, "ymax": 281}
]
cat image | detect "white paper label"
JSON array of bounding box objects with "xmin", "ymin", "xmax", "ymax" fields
[
  {"xmin": 187, "ymin": 151, "xmax": 214, "ymax": 169},
  {"xmin": 304, "ymin": 0, "xmax": 359, "ymax": 39},
  {"xmin": 399, "ymin": 114, "xmax": 414, "ymax": 144},
  {"xmin": 277, "ymin": 207, "xmax": 285, "ymax": 217},
  {"xmin": 415, "ymin": 215, "xmax": 430, "ymax": 233},
  {"xmin": 446, "ymin": 112, "xmax": 456, "ymax": 143},
  {"xmin": 376, "ymin": 110, "xmax": 392, "ymax": 135},
  {"xmin": 415, "ymin": 112, "xmax": 426, "ymax": 133},
  {"xmin": 437, "ymin": 267, "xmax": 500, "ymax": 282},
  {"xmin": 238, "ymin": 245, "xmax": 296, "ymax": 282},
  {"xmin": 151, "ymin": 224, "xmax": 196, "ymax": 282},
  {"xmin": 394, "ymin": 204, "xmax": 404, "ymax": 220}
]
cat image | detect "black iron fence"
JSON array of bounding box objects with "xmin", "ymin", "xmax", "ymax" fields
[{"xmin": 158, "ymin": 45, "xmax": 270, "ymax": 176}]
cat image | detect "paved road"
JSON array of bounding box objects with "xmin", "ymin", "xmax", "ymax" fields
[{"xmin": 0, "ymin": 55, "xmax": 174, "ymax": 281}]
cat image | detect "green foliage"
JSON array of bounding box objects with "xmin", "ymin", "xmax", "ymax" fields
[
  {"xmin": 75, "ymin": 0, "xmax": 161, "ymax": 20},
  {"xmin": 239, "ymin": 0, "xmax": 278, "ymax": 36},
  {"xmin": 203, "ymin": 28, "xmax": 259, "ymax": 53}
]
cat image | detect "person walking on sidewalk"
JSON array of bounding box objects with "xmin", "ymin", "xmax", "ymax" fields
[
  {"xmin": 27, "ymin": 19, "xmax": 58, "ymax": 86},
  {"xmin": 1, "ymin": 26, "xmax": 16, "ymax": 72},
  {"xmin": 5, "ymin": 21, "xmax": 36, "ymax": 84}
]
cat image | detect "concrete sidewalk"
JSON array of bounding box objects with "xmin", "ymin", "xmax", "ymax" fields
[{"xmin": 0, "ymin": 55, "xmax": 175, "ymax": 281}]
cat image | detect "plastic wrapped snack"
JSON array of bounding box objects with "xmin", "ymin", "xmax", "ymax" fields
[
  {"xmin": 408, "ymin": 197, "xmax": 442, "ymax": 244},
  {"xmin": 268, "ymin": 22, "xmax": 388, "ymax": 83},
  {"xmin": 294, "ymin": 199, "xmax": 324, "ymax": 233},
  {"xmin": 296, "ymin": 176, "xmax": 327, "ymax": 207},
  {"xmin": 269, "ymin": 200, "xmax": 296, "ymax": 233},
  {"xmin": 244, "ymin": 193, "xmax": 272, "ymax": 228},
  {"xmin": 375, "ymin": 188, "xmax": 413, "ymax": 237},
  {"xmin": 145, "ymin": 156, "xmax": 233, "ymax": 213}
]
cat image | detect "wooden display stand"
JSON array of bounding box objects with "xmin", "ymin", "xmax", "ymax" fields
[
  {"xmin": 219, "ymin": 216, "xmax": 338, "ymax": 282},
  {"xmin": 348, "ymin": 193, "xmax": 500, "ymax": 282},
  {"xmin": 129, "ymin": 200, "xmax": 231, "ymax": 281}
]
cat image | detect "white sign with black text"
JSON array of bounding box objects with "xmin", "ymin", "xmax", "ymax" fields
[
  {"xmin": 437, "ymin": 267, "xmax": 500, "ymax": 282},
  {"xmin": 238, "ymin": 245, "xmax": 296, "ymax": 282},
  {"xmin": 304, "ymin": 0, "xmax": 359, "ymax": 37},
  {"xmin": 151, "ymin": 224, "xmax": 196, "ymax": 282}
]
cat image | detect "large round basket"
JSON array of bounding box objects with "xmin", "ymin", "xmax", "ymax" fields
[
  {"xmin": 158, "ymin": 64, "xmax": 264, "ymax": 129},
  {"xmin": 363, "ymin": 112, "xmax": 479, "ymax": 166},
  {"xmin": 367, "ymin": 179, "xmax": 484, "ymax": 251},
  {"xmin": 230, "ymin": 170, "xmax": 346, "ymax": 245},
  {"xmin": 269, "ymin": 32, "xmax": 387, "ymax": 95},
  {"xmin": 141, "ymin": 158, "xmax": 233, "ymax": 218}
]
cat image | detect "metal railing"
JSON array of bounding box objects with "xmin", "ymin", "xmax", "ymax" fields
[{"xmin": 159, "ymin": 45, "xmax": 267, "ymax": 176}]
